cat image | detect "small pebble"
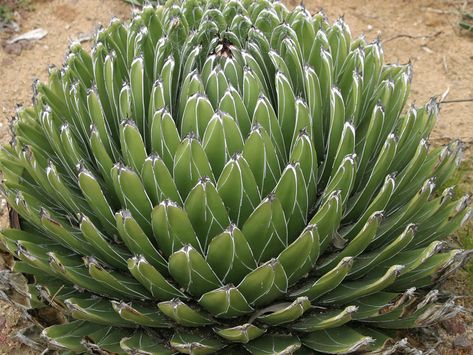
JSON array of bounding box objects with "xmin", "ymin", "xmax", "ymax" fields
[
  {"xmin": 3, "ymin": 43, "xmax": 22, "ymax": 56},
  {"xmin": 453, "ymin": 335, "xmax": 472, "ymax": 349},
  {"xmin": 442, "ymin": 318, "xmax": 466, "ymax": 335}
]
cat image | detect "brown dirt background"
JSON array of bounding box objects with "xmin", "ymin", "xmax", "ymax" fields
[{"xmin": 0, "ymin": 0, "xmax": 472, "ymax": 354}]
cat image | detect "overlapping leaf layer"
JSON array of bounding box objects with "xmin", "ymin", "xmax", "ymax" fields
[{"xmin": 0, "ymin": 0, "xmax": 471, "ymax": 353}]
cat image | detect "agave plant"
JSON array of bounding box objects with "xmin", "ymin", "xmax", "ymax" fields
[
  {"xmin": 123, "ymin": 0, "xmax": 160, "ymax": 6},
  {"xmin": 0, "ymin": 0, "xmax": 471, "ymax": 353}
]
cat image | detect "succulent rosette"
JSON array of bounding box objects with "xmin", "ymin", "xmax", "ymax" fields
[{"xmin": 0, "ymin": 0, "xmax": 471, "ymax": 354}]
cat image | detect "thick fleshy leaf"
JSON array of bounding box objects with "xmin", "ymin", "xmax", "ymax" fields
[
  {"xmin": 168, "ymin": 245, "xmax": 222, "ymax": 296},
  {"xmin": 158, "ymin": 299, "xmax": 215, "ymax": 327},
  {"xmin": 79, "ymin": 214, "xmax": 129, "ymax": 270},
  {"xmin": 184, "ymin": 177, "xmax": 230, "ymax": 250},
  {"xmin": 214, "ymin": 323, "xmax": 266, "ymax": 344},
  {"xmin": 64, "ymin": 297, "xmax": 132, "ymax": 326},
  {"xmin": 242, "ymin": 194, "xmax": 287, "ymax": 263},
  {"xmin": 142, "ymin": 155, "xmax": 183, "ymax": 206},
  {"xmin": 170, "ymin": 333, "xmax": 224, "ymax": 355},
  {"xmin": 173, "ymin": 135, "xmax": 214, "ymax": 199},
  {"xmin": 206, "ymin": 224, "xmax": 257, "ymax": 285},
  {"xmin": 237, "ymin": 258, "xmax": 288, "ymax": 306},
  {"xmin": 257, "ymin": 296, "xmax": 311, "ymax": 326},
  {"xmin": 181, "ymin": 93, "xmax": 214, "ymax": 139},
  {"xmin": 219, "ymin": 86, "xmax": 251, "ymax": 138},
  {"xmin": 111, "ymin": 164, "xmax": 153, "ymax": 236},
  {"xmin": 120, "ymin": 332, "xmax": 176, "ymax": 355},
  {"xmin": 202, "ymin": 111, "xmax": 244, "ymax": 179},
  {"xmin": 127, "ymin": 256, "xmax": 186, "ymax": 301},
  {"xmin": 302, "ymin": 326, "xmax": 374, "ymax": 354},
  {"xmin": 120, "ymin": 120, "xmax": 147, "ymax": 174},
  {"xmin": 198, "ymin": 285, "xmax": 253, "ymax": 318},
  {"xmin": 277, "ymin": 224, "xmax": 320, "ymax": 286},
  {"xmin": 42, "ymin": 321, "xmax": 103, "ymax": 352},
  {"xmin": 151, "ymin": 200, "xmax": 203, "ymax": 258},
  {"xmin": 78, "ymin": 168, "xmax": 116, "ymax": 236},
  {"xmin": 275, "ymin": 71, "xmax": 297, "ymax": 151},
  {"xmin": 274, "ymin": 162, "xmax": 308, "ymax": 242},
  {"xmin": 150, "ymin": 108, "xmax": 181, "ymax": 171},
  {"xmin": 116, "ymin": 210, "xmax": 168, "ymax": 274},
  {"xmin": 320, "ymin": 265, "xmax": 405, "ymax": 304},
  {"xmin": 292, "ymin": 305, "xmax": 358, "ymax": 332},
  {"xmin": 85, "ymin": 256, "xmax": 152, "ymax": 300},
  {"xmin": 111, "ymin": 301, "xmax": 171, "ymax": 328},
  {"xmin": 244, "ymin": 335, "xmax": 301, "ymax": 355},
  {"xmin": 290, "ymin": 257, "xmax": 353, "ymax": 301},
  {"xmin": 216, "ymin": 154, "xmax": 261, "ymax": 227},
  {"xmin": 242, "ymin": 124, "xmax": 281, "ymax": 197}
]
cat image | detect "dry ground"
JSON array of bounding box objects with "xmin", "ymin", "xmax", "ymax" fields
[{"xmin": 0, "ymin": 0, "xmax": 472, "ymax": 353}]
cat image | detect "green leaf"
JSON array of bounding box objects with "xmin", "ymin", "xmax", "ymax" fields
[
  {"xmin": 237, "ymin": 258, "xmax": 288, "ymax": 306},
  {"xmin": 181, "ymin": 93, "xmax": 214, "ymax": 139},
  {"xmin": 205, "ymin": 66, "xmax": 229, "ymax": 108},
  {"xmin": 150, "ymin": 108, "xmax": 181, "ymax": 171},
  {"xmin": 278, "ymin": 224, "xmax": 320, "ymax": 286},
  {"xmin": 111, "ymin": 164, "xmax": 153, "ymax": 236},
  {"xmin": 206, "ymin": 224, "xmax": 257, "ymax": 285},
  {"xmin": 219, "ymin": 86, "xmax": 251, "ymax": 138},
  {"xmin": 119, "ymin": 120, "xmax": 148, "ymax": 174},
  {"xmin": 244, "ymin": 335, "xmax": 301, "ymax": 355},
  {"xmin": 142, "ymin": 155, "xmax": 183, "ymax": 206},
  {"xmin": 130, "ymin": 56, "xmax": 146, "ymax": 134},
  {"xmin": 317, "ymin": 211, "xmax": 383, "ymax": 274},
  {"xmin": 116, "ymin": 210, "xmax": 168, "ymax": 274},
  {"xmin": 290, "ymin": 257, "xmax": 353, "ymax": 301},
  {"xmin": 289, "ymin": 130, "xmax": 318, "ymax": 204},
  {"xmin": 275, "ymin": 71, "xmax": 297, "ymax": 152},
  {"xmin": 302, "ymin": 326, "xmax": 374, "ymax": 354},
  {"xmin": 320, "ymin": 264, "xmax": 405, "ymax": 304},
  {"xmin": 65, "ymin": 297, "xmax": 132, "ymax": 326},
  {"xmin": 78, "ymin": 168, "xmax": 117, "ymax": 236},
  {"xmin": 198, "ymin": 285, "xmax": 253, "ymax": 318},
  {"xmin": 40, "ymin": 210, "xmax": 91, "ymax": 256},
  {"xmin": 128, "ymin": 256, "xmax": 186, "ymax": 301},
  {"xmin": 168, "ymin": 245, "xmax": 222, "ymax": 296},
  {"xmin": 111, "ymin": 301, "xmax": 171, "ymax": 328},
  {"xmin": 242, "ymin": 124, "xmax": 282, "ymax": 197},
  {"xmin": 178, "ymin": 71, "xmax": 205, "ymax": 122},
  {"xmin": 42, "ymin": 321, "xmax": 103, "ymax": 352},
  {"xmin": 217, "ymin": 154, "xmax": 261, "ymax": 227},
  {"xmin": 257, "ymin": 296, "xmax": 311, "ymax": 326},
  {"xmin": 120, "ymin": 332, "xmax": 176, "ymax": 355},
  {"xmin": 79, "ymin": 214, "xmax": 129, "ymax": 270},
  {"xmin": 292, "ymin": 305, "xmax": 358, "ymax": 332},
  {"xmin": 151, "ymin": 200, "xmax": 203, "ymax": 258},
  {"xmin": 242, "ymin": 194, "xmax": 287, "ymax": 263},
  {"xmin": 274, "ymin": 162, "xmax": 308, "ymax": 242},
  {"xmin": 252, "ymin": 93, "xmax": 286, "ymax": 163},
  {"xmin": 85, "ymin": 257, "xmax": 152, "ymax": 300},
  {"xmin": 158, "ymin": 299, "xmax": 214, "ymax": 327},
  {"xmin": 170, "ymin": 333, "xmax": 224, "ymax": 355},
  {"xmin": 350, "ymin": 224, "xmax": 416, "ymax": 279},
  {"xmin": 303, "ymin": 65, "xmax": 324, "ymax": 157},
  {"xmin": 202, "ymin": 111, "xmax": 244, "ymax": 179},
  {"xmin": 173, "ymin": 135, "xmax": 214, "ymax": 199},
  {"xmin": 214, "ymin": 323, "xmax": 266, "ymax": 344},
  {"xmin": 309, "ymin": 190, "xmax": 343, "ymax": 252},
  {"xmin": 184, "ymin": 177, "xmax": 230, "ymax": 251}
]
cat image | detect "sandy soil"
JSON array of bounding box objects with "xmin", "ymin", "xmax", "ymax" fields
[{"xmin": 0, "ymin": 0, "xmax": 472, "ymax": 353}]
